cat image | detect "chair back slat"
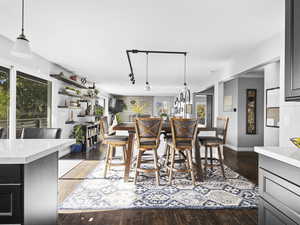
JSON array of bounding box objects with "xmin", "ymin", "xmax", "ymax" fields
[
  {"xmin": 216, "ymin": 116, "xmax": 229, "ymax": 144},
  {"xmin": 170, "ymin": 118, "xmax": 198, "ymax": 148},
  {"xmin": 135, "ymin": 117, "xmax": 162, "ymax": 148}
]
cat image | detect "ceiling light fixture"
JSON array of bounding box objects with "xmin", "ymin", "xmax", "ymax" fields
[
  {"xmin": 144, "ymin": 53, "xmax": 151, "ymax": 91},
  {"xmin": 183, "ymin": 53, "xmax": 188, "ymax": 91},
  {"xmin": 11, "ymin": 0, "xmax": 32, "ymax": 57}
]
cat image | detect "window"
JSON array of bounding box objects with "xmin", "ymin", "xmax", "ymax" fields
[
  {"xmin": 16, "ymin": 72, "xmax": 51, "ymax": 137},
  {"xmin": 0, "ymin": 66, "xmax": 9, "ymax": 138}
]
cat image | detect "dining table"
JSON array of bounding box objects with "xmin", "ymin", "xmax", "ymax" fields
[{"xmin": 113, "ymin": 122, "xmax": 210, "ymax": 182}]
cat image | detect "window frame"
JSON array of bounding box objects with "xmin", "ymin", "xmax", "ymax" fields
[
  {"xmin": 16, "ymin": 71, "xmax": 52, "ymax": 137},
  {"xmin": 0, "ymin": 65, "xmax": 10, "ymax": 138}
]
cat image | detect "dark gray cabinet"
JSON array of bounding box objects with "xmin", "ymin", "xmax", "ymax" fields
[
  {"xmin": 258, "ymin": 155, "xmax": 300, "ymax": 225},
  {"xmin": 0, "ymin": 184, "xmax": 22, "ymax": 224},
  {"xmin": 0, "ymin": 152, "xmax": 58, "ymax": 225},
  {"xmin": 259, "ymin": 198, "xmax": 297, "ymax": 225},
  {"xmin": 0, "ymin": 165, "xmax": 22, "ymax": 224},
  {"xmin": 285, "ymin": 0, "xmax": 300, "ymax": 101}
]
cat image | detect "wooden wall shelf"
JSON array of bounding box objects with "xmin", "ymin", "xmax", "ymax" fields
[
  {"xmin": 58, "ymin": 91, "xmax": 82, "ymax": 98},
  {"xmin": 65, "ymin": 121, "xmax": 78, "ymax": 125},
  {"xmin": 50, "ymin": 74, "xmax": 91, "ymax": 89},
  {"xmin": 77, "ymin": 114, "xmax": 99, "ymax": 117},
  {"xmin": 58, "ymin": 106, "xmax": 81, "ymax": 109}
]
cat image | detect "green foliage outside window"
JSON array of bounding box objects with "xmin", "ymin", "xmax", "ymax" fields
[
  {"xmin": 0, "ymin": 70, "xmax": 9, "ymax": 121},
  {"xmin": 16, "ymin": 75, "xmax": 48, "ymax": 119}
]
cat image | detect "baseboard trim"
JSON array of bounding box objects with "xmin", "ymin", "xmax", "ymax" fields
[
  {"xmin": 224, "ymin": 144, "xmax": 254, "ymax": 152},
  {"xmin": 237, "ymin": 147, "xmax": 254, "ymax": 152}
]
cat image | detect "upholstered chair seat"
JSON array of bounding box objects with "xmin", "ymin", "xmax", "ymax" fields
[
  {"xmin": 198, "ymin": 136, "xmax": 223, "ymax": 145},
  {"xmin": 104, "ymin": 135, "xmax": 129, "ymax": 142},
  {"xmin": 167, "ymin": 139, "xmax": 192, "ymax": 148}
]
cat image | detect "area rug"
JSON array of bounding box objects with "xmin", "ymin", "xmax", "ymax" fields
[{"xmin": 59, "ymin": 159, "xmax": 258, "ymax": 210}]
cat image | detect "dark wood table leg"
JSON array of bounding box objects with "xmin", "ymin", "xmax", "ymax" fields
[
  {"xmin": 194, "ymin": 139, "xmax": 204, "ymax": 181},
  {"xmin": 124, "ymin": 131, "xmax": 134, "ymax": 182}
]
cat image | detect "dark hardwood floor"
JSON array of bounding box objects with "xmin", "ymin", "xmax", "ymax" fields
[
  {"xmin": 59, "ymin": 209, "xmax": 257, "ymax": 225},
  {"xmin": 59, "ymin": 144, "xmax": 258, "ymax": 225},
  {"xmin": 223, "ymin": 146, "xmax": 258, "ymax": 184},
  {"xmin": 61, "ymin": 143, "xmax": 106, "ymax": 161}
]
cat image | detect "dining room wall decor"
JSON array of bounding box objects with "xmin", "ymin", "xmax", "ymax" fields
[
  {"xmin": 246, "ymin": 89, "xmax": 257, "ymax": 134},
  {"xmin": 266, "ymin": 87, "xmax": 280, "ymax": 128}
]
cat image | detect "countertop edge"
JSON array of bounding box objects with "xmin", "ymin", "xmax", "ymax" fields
[
  {"xmin": 254, "ymin": 146, "xmax": 300, "ymax": 169},
  {"xmin": 0, "ymin": 139, "xmax": 76, "ymax": 164}
]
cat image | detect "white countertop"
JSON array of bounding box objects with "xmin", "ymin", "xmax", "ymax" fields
[
  {"xmin": 0, "ymin": 139, "xmax": 75, "ymax": 164},
  {"xmin": 254, "ymin": 146, "xmax": 300, "ymax": 168}
]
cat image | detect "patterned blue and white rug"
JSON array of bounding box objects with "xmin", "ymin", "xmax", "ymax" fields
[{"xmin": 59, "ymin": 159, "xmax": 258, "ymax": 210}]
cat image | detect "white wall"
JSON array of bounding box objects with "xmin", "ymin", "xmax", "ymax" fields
[
  {"xmin": 0, "ymin": 34, "xmax": 107, "ymax": 140},
  {"xmin": 279, "ymin": 30, "xmax": 300, "ymax": 146},
  {"xmin": 264, "ymin": 62, "xmax": 280, "ymax": 146},
  {"xmin": 221, "ymin": 79, "xmax": 238, "ymax": 148}
]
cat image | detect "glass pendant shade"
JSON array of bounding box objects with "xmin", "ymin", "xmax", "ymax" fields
[
  {"xmin": 11, "ymin": 34, "xmax": 31, "ymax": 58},
  {"xmin": 183, "ymin": 83, "xmax": 189, "ymax": 91}
]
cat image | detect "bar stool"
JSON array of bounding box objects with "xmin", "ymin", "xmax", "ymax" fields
[
  {"xmin": 198, "ymin": 116, "xmax": 229, "ymax": 179},
  {"xmin": 166, "ymin": 118, "xmax": 198, "ymax": 186},
  {"xmin": 100, "ymin": 117, "xmax": 129, "ymax": 179},
  {"xmin": 134, "ymin": 117, "xmax": 162, "ymax": 186}
]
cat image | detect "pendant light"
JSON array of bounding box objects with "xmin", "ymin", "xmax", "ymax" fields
[
  {"xmin": 183, "ymin": 53, "xmax": 188, "ymax": 91},
  {"xmin": 144, "ymin": 53, "xmax": 151, "ymax": 91},
  {"xmin": 11, "ymin": 0, "xmax": 32, "ymax": 57}
]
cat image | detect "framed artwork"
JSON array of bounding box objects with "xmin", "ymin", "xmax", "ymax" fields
[
  {"xmin": 266, "ymin": 87, "xmax": 280, "ymax": 127},
  {"xmin": 224, "ymin": 95, "xmax": 233, "ymax": 112},
  {"xmin": 246, "ymin": 89, "xmax": 257, "ymax": 134}
]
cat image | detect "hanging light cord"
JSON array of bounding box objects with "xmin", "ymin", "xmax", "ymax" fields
[
  {"xmin": 21, "ymin": 0, "xmax": 25, "ymax": 35},
  {"xmin": 184, "ymin": 53, "xmax": 187, "ymax": 86},
  {"xmin": 146, "ymin": 53, "xmax": 149, "ymax": 84}
]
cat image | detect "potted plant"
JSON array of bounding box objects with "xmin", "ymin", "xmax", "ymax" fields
[
  {"xmin": 94, "ymin": 89, "xmax": 99, "ymax": 96},
  {"xmin": 70, "ymin": 125, "xmax": 84, "ymax": 152}
]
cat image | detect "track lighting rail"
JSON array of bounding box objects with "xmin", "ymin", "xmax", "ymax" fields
[{"xmin": 126, "ymin": 49, "xmax": 187, "ymax": 84}]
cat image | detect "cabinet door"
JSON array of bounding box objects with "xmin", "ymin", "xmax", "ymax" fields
[
  {"xmin": 259, "ymin": 198, "xmax": 297, "ymax": 225},
  {"xmin": 0, "ymin": 185, "xmax": 22, "ymax": 224},
  {"xmin": 285, "ymin": 0, "xmax": 300, "ymax": 101}
]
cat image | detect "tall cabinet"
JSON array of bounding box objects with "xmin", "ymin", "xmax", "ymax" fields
[{"xmin": 285, "ymin": 0, "xmax": 300, "ymax": 101}]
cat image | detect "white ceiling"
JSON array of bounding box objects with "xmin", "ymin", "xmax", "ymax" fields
[{"xmin": 0, "ymin": 0, "xmax": 284, "ymax": 96}]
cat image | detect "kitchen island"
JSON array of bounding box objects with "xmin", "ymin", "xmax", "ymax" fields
[
  {"xmin": 254, "ymin": 146, "xmax": 300, "ymax": 225},
  {"xmin": 0, "ymin": 139, "xmax": 75, "ymax": 225}
]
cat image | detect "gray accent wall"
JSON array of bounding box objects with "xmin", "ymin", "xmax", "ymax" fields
[{"xmin": 221, "ymin": 77, "xmax": 264, "ymax": 151}]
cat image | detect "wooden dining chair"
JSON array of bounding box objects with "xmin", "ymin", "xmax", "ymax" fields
[
  {"xmin": 166, "ymin": 118, "xmax": 198, "ymax": 186},
  {"xmin": 134, "ymin": 117, "xmax": 162, "ymax": 186},
  {"xmin": 100, "ymin": 117, "xmax": 129, "ymax": 179},
  {"xmin": 198, "ymin": 116, "xmax": 229, "ymax": 179}
]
